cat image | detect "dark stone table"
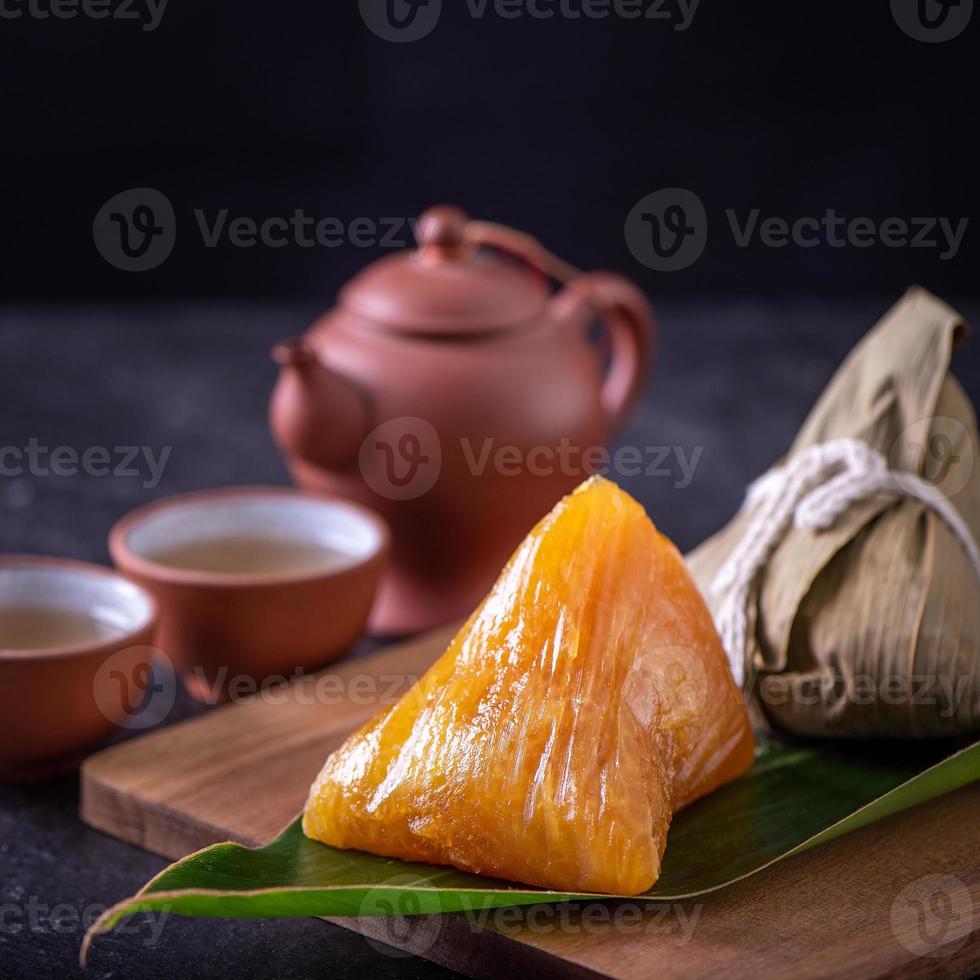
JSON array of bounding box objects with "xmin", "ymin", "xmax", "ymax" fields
[{"xmin": 1, "ymin": 298, "xmax": 977, "ymax": 979}]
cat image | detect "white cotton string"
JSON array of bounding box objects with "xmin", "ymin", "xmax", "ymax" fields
[{"xmin": 710, "ymin": 437, "xmax": 980, "ymax": 688}]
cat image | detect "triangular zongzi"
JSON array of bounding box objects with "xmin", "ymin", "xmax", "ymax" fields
[{"xmin": 304, "ymin": 477, "xmax": 755, "ymax": 894}]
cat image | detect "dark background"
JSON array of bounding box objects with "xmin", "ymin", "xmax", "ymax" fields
[
  {"xmin": 0, "ymin": 0, "xmax": 977, "ymax": 301},
  {"xmin": 2, "ymin": 3, "xmax": 979, "ymax": 980}
]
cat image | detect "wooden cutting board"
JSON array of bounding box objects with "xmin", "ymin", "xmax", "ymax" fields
[{"xmin": 80, "ymin": 627, "xmax": 980, "ymax": 980}]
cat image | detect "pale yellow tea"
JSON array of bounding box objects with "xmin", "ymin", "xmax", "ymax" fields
[
  {"xmin": 148, "ymin": 535, "xmax": 348, "ymax": 575},
  {"xmin": 0, "ymin": 606, "xmax": 119, "ymax": 651}
]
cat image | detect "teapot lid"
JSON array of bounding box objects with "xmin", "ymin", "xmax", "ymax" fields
[{"xmin": 338, "ymin": 206, "xmax": 549, "ymax": 336}]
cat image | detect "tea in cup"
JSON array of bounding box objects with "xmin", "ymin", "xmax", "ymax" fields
[
  {"xmin": 0, "ymin": 556, "xmax": 157, "ymax": 781},
  {"xmin": 109, "ymin": 487, "xmax": 388, "ymax": 701}
]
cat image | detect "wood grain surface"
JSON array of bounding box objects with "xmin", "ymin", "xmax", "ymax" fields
[{"xmin": 80, "ymin": 627, "xmax": 980, "ymax": 980}]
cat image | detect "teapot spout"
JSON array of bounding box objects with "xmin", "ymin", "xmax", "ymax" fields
[
  {"xmin": 269, "ymin": 338, "xmax": 371, "ymax": 472},
  {"xmin": 272, "ymin": 337, "xmax": 317, "ymax": 369}
]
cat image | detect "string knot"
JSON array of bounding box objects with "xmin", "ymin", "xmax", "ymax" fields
[{"xmin": 711, "ymin": 437, "xmax": 980, "ymax": 687}]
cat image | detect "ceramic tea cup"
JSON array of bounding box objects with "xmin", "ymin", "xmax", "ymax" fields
[
  {"xmin": 109, "ymin": 487, "xmax": 389, "ymax": 701},
  {"xmin": 0, "ymin": 556, "xmax": 158, "ymax": 782}
]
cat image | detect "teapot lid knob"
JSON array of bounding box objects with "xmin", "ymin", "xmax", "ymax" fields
[
  {"xmin": 339, "ymin": 204, "xmax": 549, "ymax": 334},
  {"xmin": 416, "ymin": 205, "xmax": 470, "ymax": 257}
]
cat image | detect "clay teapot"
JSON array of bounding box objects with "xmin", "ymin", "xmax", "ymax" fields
[{"xmin": 270, "ymin": 205, "xmax": 654, "ymax": 634}]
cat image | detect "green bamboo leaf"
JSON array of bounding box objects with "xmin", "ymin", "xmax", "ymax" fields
[{"xmin": 82, "ymin": 734, "xmax": 980, "ymax": 960}]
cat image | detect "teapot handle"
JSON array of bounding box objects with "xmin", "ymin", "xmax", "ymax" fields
[
  {"xmin": 465, "ymin": 221, "xmax": 654, "ymax": 432},
  {"xmin": 551, "ymin": 273, "xmax": 654, "ymax": 431}
]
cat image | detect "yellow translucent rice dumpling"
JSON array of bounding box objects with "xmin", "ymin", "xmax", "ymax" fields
[{"xmin": 303, "ymin": 477, "xmax": 755, "ymax": 895}]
